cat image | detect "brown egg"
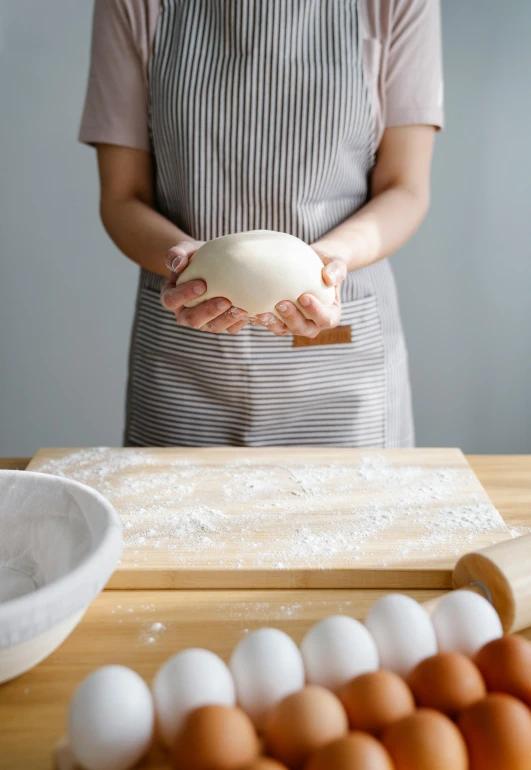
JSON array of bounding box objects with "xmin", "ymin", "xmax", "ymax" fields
[
  {"xmin": 241, "ymin": 761, "xmax": 288, "ymax": 770},
  {"xmin": 305, "ymin": 732, "xmax": 394, "ymax": 770},
  {"xmin": 173, "ymin": 704, "xmax": 260, "ymax": 770},
  {"xmin": 474, "ymin": 635, "xmax": 531, "ymax": 706},
  {"xmin": 263, "ymin": 685, "xmax": 348, "ymax": 769},
  {"xmin": 338, "ymin": 670, "xmax": 415, "ymax": 735},
  {"xmin": 407, "ymin": 652, "xmax": 486, "ymax": 715},
  {"xmin": 458, "ymin": 692, "xmax": 531, "ymax": 770},
  {"xmin": 382, "ymin": 708, "xmax": 468, "ymax": 770}
]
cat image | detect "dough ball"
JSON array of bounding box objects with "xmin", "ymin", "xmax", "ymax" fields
[{"xmin": 176, "ymin": 230, "xmax": 335, "ymax": 318}]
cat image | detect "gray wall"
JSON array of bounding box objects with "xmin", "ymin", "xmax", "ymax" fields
[{"xmin": 1, "ymin": 0, "xmax": 530, "ymax": 456}]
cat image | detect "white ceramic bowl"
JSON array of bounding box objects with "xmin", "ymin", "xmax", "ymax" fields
[{"xmin": 0, "ymin": 470, "xmax": 122, "ymax": 683}]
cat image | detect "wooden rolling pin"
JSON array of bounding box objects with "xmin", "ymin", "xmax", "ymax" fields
[{"xmin": 423, "ymin": 533, "xmax": 531, "ymax": 633}]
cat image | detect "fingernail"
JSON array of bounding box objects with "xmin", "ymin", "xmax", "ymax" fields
[
  {"xmin": 327, "ymin": 267, "xmax": 343, "ymax": 285},
  {"xmin": 230, "ymin": 306, "xmax": 243, "ymax": 318},
  {"xmin": 171, "ymin": 255, "xmax": 186, "ymax": 272},
  {"xmin": 299, "ymin": 295, "xmax": 311, "ymax": 307},
  {"xmin": 277, "ymin": 303, "xmax": 288, "ymax": 314},
  {"xmin": 261, "ymin": 314, "xmax": 275, "ymax": 325},
  {"xmin": 217, "ymin": 299, "xmax": 230, "ymax": 311},
  {"xmin": 193, "ymin": 283, "xmax": 205, "ymax": 295}
]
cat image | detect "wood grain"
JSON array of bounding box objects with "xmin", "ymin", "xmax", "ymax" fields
[
  {"xmin": 467, "ymin": 455, "xmax": 531, "ymax": 529},
  {"xmin": 26, "ymin": 447, "xmax": 511, "ymax": 590},
  {"xmin": 3, "ymin": 455, "xmax": 531, "ymax": 524},
  {"xmin": 0, "ymin": 458, "xmax": 30, "ymax": 471},
  {"xmin": 0, "ymin": 455, "xmax": 530, "ymax": 769}
]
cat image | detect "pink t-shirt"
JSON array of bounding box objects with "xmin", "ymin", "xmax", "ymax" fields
[{"xmin": 80, "ymin": 0, "xmax": 443, "ymax": 153}]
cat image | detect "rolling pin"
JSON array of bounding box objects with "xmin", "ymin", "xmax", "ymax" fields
[{"xmin": 423, "ymin": 533, "xmax": 531, "ymax": 633}]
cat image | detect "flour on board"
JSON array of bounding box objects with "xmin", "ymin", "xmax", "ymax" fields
[{"xmin": 34, "ymin": 448, "xmax": 510, "ymax": 568}]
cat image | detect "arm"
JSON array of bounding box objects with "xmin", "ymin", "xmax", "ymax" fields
[
  {"xmin": 312, "ymin": 125, "xmax": 436, "ymax": 271},
  {"xmin": 97, "ymin": 144, "xmax": 184, "ymax": 277},
  {"xmin": 97, "ymin": 144, "xmax": 249, "ymax": 333},
  {"xmin": 260, "ymin": 124, "xmax": 436, "ymax": 337}
]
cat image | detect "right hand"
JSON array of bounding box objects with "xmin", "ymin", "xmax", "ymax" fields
[{"xmin": 160, "ymin": 240, "xmax": 249, "ymax": 334}]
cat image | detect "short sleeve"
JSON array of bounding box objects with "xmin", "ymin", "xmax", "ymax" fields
[
  {"xmin": 384, "ymin": 0, "xmax": 444, "ymax": 129},
  {"xmin": 79, "ymin": 0, "xmax": 150, "ymax": 151}
]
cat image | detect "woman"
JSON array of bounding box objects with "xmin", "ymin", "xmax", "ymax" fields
[{"xmin": 80, "ymin": 0, "xmax": 443, "ymax": 448}]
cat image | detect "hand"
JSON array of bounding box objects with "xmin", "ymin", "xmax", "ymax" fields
[
  {"xmin": 254, "ymin": 249, "xmax": 347, "ymax": 338},
  {"xmin": 160, "ymin": 240, "xmax": 249, "ymax": 334}
]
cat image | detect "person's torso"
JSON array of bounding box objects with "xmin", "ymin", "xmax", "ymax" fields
[
  {"xmin": 148, "ymin": 0, "xmax": 374, "ymax": 247},
  {"xmin": 126, "ymin": 1, "xmax": 413, "ymax": 448}
]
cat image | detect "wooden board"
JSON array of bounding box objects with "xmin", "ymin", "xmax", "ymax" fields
[
  {"xmin": 26, "ymin": 447, "xmax": 512, "ymax": 590},
  {"xmin": 1, "ymin": 587, "xmax": 531, "ymax": 770}
]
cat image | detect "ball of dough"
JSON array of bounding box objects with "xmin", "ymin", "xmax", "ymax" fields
[{"xmin": 176, "ymin": 230, "xmax": 335, "ymax": 318}]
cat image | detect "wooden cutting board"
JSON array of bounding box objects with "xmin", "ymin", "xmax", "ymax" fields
[{"xmin": 27, "ymin": 447, "xmax": 512, "ymax": 590}]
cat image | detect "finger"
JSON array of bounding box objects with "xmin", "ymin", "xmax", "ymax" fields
[
  {"xmin": 165, "ymin": 240, "xmax": 204, "ymax": 273},
  {"xmin": 202, "ymin": 307, "xmax": 248, "ymax": 334},
  {"xmin": 275, "ymin": 301, "xmax": 319, "ymax": 337},
  {"xmin": 226, "ymin": 318, "xmax": 249, "ymax": 335},
  {"xmin": 177, "ymin": 297, "xmax": 231, "ymax": 329},
  {"xmin": 298, "ymin": 294, "xmax": 342, "ymax": 329},
  {"xmin": 322, "ymin": 258, "xmax": 347, "ymax": 287},
  {"xmin": 160, "ymin": 279, "xmax": 206, "ymax": 310},
  {"xmin": 255, "ymin": 312, "xmax": 291, "ymax": 336}
]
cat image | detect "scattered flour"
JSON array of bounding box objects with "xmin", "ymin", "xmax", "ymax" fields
[
  {"xmin": 138, "ymin": 619, "xmax": 167, "ymax": 645},
  {"xmin": 34, "ymin": 448, "xmax": 509, "ymax": 569}
]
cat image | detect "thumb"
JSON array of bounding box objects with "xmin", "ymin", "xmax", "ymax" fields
[
  {"xmin": 322, "ymin": 258, "xmax": 347, "ymax": 287},
  {"xmin": 165, "ymin": 240, "xmax": 203, "ymax": 273}
]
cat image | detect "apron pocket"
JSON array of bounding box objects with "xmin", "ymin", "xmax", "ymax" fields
[{"xmin": 248, "ymin": 295, "xmax": 386, "ymax": 447}]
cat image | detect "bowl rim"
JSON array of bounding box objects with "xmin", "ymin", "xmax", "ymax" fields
[{"xmin": 0, "ymin": 470, "xmax": 123, "ymax": 648}]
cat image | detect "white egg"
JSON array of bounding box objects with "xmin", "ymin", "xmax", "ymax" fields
[
  {"xmin": 152, "ymin": 648, "xmax": 235, "ymax": 747},
  {"xmin": 300, "ymin": 615, "xmax": 379, "ymax": 691},
  {"xmin": 430, "ymin": 590, "xmax": 503, "ymax": 656},
  {"xmin": 230, "ymin": 627, "xmax": 305, "ymax": 728},
  {"xmin": 365, "ymin": 594, "xmax": 437, "ymax": 677},
  {"xmin": 68, "ymin": 665, "xmax": 154, "ymax": 770}
]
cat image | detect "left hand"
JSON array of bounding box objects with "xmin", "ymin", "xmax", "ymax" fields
[{"xmin": 254, "ymin": 249, "xmax": 347, "ymax": 337}]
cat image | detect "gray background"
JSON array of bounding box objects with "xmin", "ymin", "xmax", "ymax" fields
[{"xmin": 1, "ymin": 0, "xmax": 530, "ymax": 457}]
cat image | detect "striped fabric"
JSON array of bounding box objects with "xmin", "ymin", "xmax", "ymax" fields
[{"xmin": 125, "ymin": 0, "xmax": 414, "ymax": 448}]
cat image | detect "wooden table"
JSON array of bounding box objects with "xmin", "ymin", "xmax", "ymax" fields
[{"xmin": 0, "ymin": 455, "xmax": 530, "ymax": 770}]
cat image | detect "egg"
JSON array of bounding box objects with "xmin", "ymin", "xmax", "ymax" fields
[
  {"xmin": 300, "ymin": 616, "xmax": 379, "ymax": 692},
  {"xmin": 263, "ymin": 685, "xmax": 348, "ymax": 768},
  {"xmin": 241, "ymin": 760, "xmax": 288, "ymax": 770},
  {"xmin": 173, "ymin": 704, "xmax": 260, "ymax": 770},
  {"xmin": 152, "ymin": 648, "xmax": 235, "ymax": 747},
  {"xmin": 407, "ymin": 652, "xmax": 486, "ymax": 715},
  {"xmin": 230, "ymin": 628, "xmax": 305, "ymax": 728},
  {"xmin": 430, "ymin": 591, "xmax": 503, "ymax": 656},
  {"xmin": 305, "ymin": 732, "xmax": 394, "ymax": 770},
  {"xmin": 68, "ymin": 665, "xmax": 154, "ymax": 770},
  {"xmin": 458, "ymin": 693, "xmax": 531, "ymax": 770},
  {"xmin": 474, "ymin": 635, "xmax": 531, "ymax": 706},
  {"xmin": 365, "ymin": 594, "xmax": 437, "ymax": 676},
  {"xmin": 338, "ymin": 670, "xmax": 415, "ymax": 734},
  {"xmin": 382, "ymin": 708, "xmax": 468, "ymax": 770}
]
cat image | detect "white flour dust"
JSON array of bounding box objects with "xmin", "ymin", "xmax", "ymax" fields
[
  {"xmin": 34, "ymin": 448, "xmax": 510, "ymax": 568},
  {"xmin": 110, "ymin": 601, "xmax": 167, "ymax": 645}
]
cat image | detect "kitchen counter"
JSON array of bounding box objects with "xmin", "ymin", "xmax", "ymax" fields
[{"xmin": 0, "ymin": 455, "xmax": 530, "ymax": 769}]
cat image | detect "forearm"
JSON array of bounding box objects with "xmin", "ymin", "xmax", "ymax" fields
[
  {"xmin": 314, "ymin": 125, "xmax": 435, "ymax": 272},
  {"xmin": 100, "ymin": 196, "xmax": 187, "ymax": 277},
  {"xmin": 313, "ymin": 184, "xmax": 429, "ymax": 273}
]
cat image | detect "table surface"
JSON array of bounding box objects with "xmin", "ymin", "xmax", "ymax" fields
[
  {"xmin": 26, "ymin": 447, "xmax": 513, "ymax": 590},
  {"xmin": 0, "ymin": 454, "xmax": 530, "ymax": 770}
]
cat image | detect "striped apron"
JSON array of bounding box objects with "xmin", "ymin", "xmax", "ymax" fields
[{"xmin": 125, "ymin": 0, "xmax": 414, "ymax": 448}]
